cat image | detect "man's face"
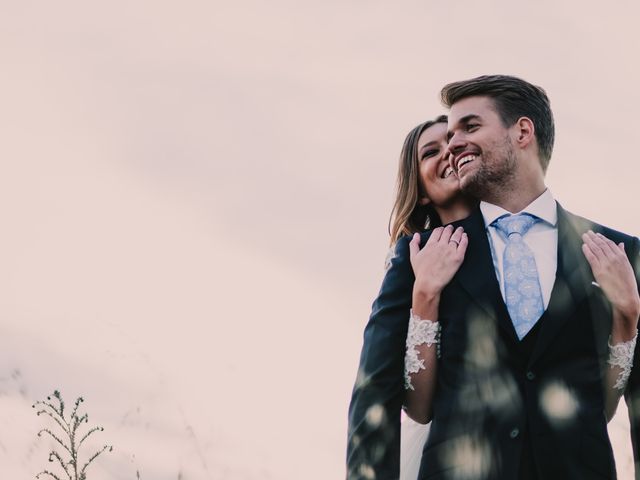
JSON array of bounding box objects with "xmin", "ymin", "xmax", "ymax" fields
[{"xmin": 446, "ymin": 96, "xmax": 517, "ymax": 199}]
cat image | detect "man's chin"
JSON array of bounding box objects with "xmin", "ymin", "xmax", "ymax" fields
[
  {"xmin": 458, "ymin": 173, "xmax": 475, "ymax": 192},
  {"xmin": 458, "ymin": 172, "xmax": 486, "ymax": 199}
]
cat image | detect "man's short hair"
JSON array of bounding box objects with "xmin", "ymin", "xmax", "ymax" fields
[{"xmin": 440, "ymin": 75, "xmax": 555, "ymax": 172}]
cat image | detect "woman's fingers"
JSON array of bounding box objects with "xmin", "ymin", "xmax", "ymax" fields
[
  {"xmin": 583, "ymin": 231, "xmax": 605, "ymax": 258},
  {"xmin": 412, "ymin": 225, "xmax": 467, "ymax": 292},
  {"xmin": 583, "ymin": 233, "xmax": 636, "ymax": 300},
  {"xmin": 438, "ymin": 224, "xmax": 455, "ymax": 244},
  {"xmin": 426, "ymin": 227, "xmax": 444, "ymax": 246},
  {"xmin": 596, "ymin": 233, "xmax": 626, "ymax": 261},
  {"xmin": 417, "ymin": 225, "xmax": 466, "ymax": 263},
  {"xmin": 582, "ymin": 242, "xmax": 599, "ymax": 269},
  {"xmin": 409, "ymin": 232, "xmax": 420, "ymax": 260},
  {"xmin": 592, "ymin": 231, "xmax": 619, "ymax": 258},
  {"xmin": 583, "ymin": 231, "xmax": 614, "ymax": 262},
  {"xmin": 585, "ymin": 232, "xmax": 629, "ymax": 271},
  {"xmin": 448, "ymin": 227, "xmax": 464, "ymax": 248},
  {"xmin": 455, "ymin": 232, "xmax": 469, "ymax": 259}
]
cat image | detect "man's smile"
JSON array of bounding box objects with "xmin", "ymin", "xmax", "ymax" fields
[{"xmin": 454, "ymin": 153, "xmax": 478, "ymax": 174}]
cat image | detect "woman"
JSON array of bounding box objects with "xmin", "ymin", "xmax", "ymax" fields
[
  {"xmin": 388, "ymin": 115, "xmax": 473, "ymax": 246},
  {"xmin": 389, "ymin": 116, "xmax": 640, "ymax": 479},
  {"xmin": 388, "ymin": 116, "xmax": 474, "ymax": 480}
]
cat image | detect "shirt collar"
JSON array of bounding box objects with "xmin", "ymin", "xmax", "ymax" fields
[{"xmin": 480, "ymin": 188, "xmax": 557, "ymax": 228}]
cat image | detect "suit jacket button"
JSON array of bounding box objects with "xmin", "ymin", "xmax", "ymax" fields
[
  {"xmin": 526, "ymin": 371, "xmax": 535, "ymax": 380},
  {"xmin": 510, "ymin": 428, "xmax": 520, "ymax": 439}
]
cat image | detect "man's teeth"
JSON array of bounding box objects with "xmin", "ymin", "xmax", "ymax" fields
[{"xmin": 457, "ymin": 154, "xmax": 476, "ymax": 170}]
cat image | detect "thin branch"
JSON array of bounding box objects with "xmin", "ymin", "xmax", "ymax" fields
[
  {"xmin": 47, "ymin": 451, "xmax": 73, "ymax": 480},
  {"xmin": 72, "ymin": 413, "xmax": 88, "ymax": 435},
  {"xmin": 52, "ymin": 391, "xmax": 66, "ymax": 419},
  {"xmin": 33, "ymin": 401, "xmax": 66, "ymax": 426},
  {"xmin": 70, "ymin": 397, "xmax": 84, "ymax": 422},
  {"xmin": 37, "ymin": 429, "xmax": 72, "ymax": 455},
  {"xmin": 80, "ymin": 444, "xmax": 113, "ymax": 475},
  {"xmin": 77, "ymin": 426, "xmax": 103, "ymax": 449},
  {"xmin": 36, "ymin": 470, "xmax": 64, "ymax": 480},
  {"xmin": 35, "ymin": 409, "xmax": 70, "ymax": 436}
]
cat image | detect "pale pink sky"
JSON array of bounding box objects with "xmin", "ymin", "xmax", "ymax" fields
[{"xmin": 1, "ymin": 1, "xmax": 639, "ymax": 478}]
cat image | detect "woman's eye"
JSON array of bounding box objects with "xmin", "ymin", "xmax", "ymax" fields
[{"xmin": 422, "ymin": 149, "xmax": 438, "ymax": 159}]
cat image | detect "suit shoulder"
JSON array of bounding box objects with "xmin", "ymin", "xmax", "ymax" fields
[
  {"xmin": 393, "ymin": 228, "xmax": 436, "ymax": 252},
  {"xmin": 562, "ymin": 210, "xmax": 638, "ymax": 243},
  {"xmin": 561, "ymin": 208, "xmax": 640, "ymax": 275}
]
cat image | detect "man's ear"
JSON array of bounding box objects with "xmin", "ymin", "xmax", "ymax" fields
[{"xmin": 515, "ymin": 117, "xmax": 535, "ymax": 148}]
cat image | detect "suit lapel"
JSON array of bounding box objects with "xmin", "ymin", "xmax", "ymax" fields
[
  {"xmin": 453, "ymin": 208, "xmax": 519, "ymax": 346},
  {"xmin": 529, "ymin": 204, "xmax": 595, "ymax": 366}
]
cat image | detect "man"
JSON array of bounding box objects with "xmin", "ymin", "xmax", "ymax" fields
[{"xmin": 347, "ymin": 75, "xmax": 640, "ymax": 479}]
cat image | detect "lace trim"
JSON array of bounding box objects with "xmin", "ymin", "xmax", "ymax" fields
[
  {"xmin": 384, "ymin": 247, "xmax": 395, "ymax": 272},
  {"xmin": 607, "ymin": 332, "xmax": 638, "ymax": 391},
  {"xmin": 404, "ymin": 310, "xmax": 440, "ymax": 391}
]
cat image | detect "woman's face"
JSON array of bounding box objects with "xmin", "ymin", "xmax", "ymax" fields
[{"xmin": 416, "ymin": 122, "xmax": 461, "ymax": 207}]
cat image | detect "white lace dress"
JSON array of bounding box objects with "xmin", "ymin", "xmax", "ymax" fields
[
  {"xmin": 400, "ymin": 413, "xmax": 430, "ymax": 480},
  {"xmin": 387, "ymin": 246, "xmax": 432, "ymax": 480}
]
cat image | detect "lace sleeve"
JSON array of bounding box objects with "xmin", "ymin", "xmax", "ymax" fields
[
  {"xmin": 607, "ymin": 332, "xmax": 638, "ymax": 391},
  {"xmin": 384, "ymin": 246, "xmax": 395, "ymax": 272},
  {"xmin": 404, "ymin": 310, "xmax": 440, "ymax": 391}
]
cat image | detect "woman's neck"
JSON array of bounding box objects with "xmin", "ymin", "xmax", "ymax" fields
[{"xmin": 434, "ymin": 198, "xmax": 477, "ymax": 225}]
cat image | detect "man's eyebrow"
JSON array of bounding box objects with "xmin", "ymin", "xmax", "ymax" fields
[
  {"xmin": 459, "ymin": 114, "xmax": 481, "ymax": 124},
  {"xmin": 447, "ymin": 114, "xmax": 482, "ymax": 140}
]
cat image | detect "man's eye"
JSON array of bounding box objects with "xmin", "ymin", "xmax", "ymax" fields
[{"xmin": 465, "ymin": 124, "xmax": 479, "ymax": 132}]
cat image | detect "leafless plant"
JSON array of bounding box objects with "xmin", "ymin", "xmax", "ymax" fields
[{"xmin": 33, "ymin": 390, "xmax": 113, "ymax": 480}]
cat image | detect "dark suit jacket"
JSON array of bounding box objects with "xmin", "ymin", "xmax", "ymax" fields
[{"xmin": 347, "ymin": 204, "xmax": 640, "ymax": 480}]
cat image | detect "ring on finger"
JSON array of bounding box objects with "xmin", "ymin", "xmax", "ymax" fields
[{"xmin": 449, "ymin": 239, "xmax": 460, "ymax": 247}]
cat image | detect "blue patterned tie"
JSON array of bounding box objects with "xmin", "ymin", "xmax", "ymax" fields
[{"xmin": 492, "ymin": 213, "xmax": 544, "ymax": 340}]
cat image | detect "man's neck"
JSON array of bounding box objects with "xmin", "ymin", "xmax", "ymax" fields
[
  {"xmin": 484, "ymin": 174, "xmax": 547, "ymax": 213},
  {"xmin": 479, "ymin": 153, "xmax": 547, "ymax": 213},
  {"xmin": 492, "ymin": 188, "xmax": 546, "ymax": 213}
]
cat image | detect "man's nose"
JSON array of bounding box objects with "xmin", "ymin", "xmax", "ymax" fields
[{"xmin": 446, "ymin": 133, "xmax": 466, "ymax": 165}]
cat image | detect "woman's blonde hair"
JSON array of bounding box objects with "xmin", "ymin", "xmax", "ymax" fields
[{"xmin": 388, "ymin": 115, "xmax": 447, "ymax": 245}]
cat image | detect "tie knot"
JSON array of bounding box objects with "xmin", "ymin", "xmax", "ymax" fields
[{"xmin": 492, "ymin": 213, "xmax": 539, "ymax": 239}]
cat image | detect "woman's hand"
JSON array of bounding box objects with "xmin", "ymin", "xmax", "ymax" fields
[
  {"xmin": 410, "ymin": 225, "xmax": 468, "ymax": 294},
  {"xmin": 582, "ymin": 231, "xmax": 640, "ymax": 336},
  {"xmin": 409, "ymin": 225, "xmax": 468, "ymax": 318}
]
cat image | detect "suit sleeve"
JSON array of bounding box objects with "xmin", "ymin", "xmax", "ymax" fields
[
  {"xmin": 346, "ymin": 236, "xmax": 416, "ymax": 480},
  {"xmin": 624, "ymin": 235, "xmax": 640, "ymax": 479}
]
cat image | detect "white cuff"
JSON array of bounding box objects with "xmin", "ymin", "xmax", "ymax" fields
[
  {"xmin": 404, "ymin": 310, "xmax": 440, "ymax": 391},
  {"xmin": 607, "ymin": 332, "xmax": 638, "ymax": 391}
]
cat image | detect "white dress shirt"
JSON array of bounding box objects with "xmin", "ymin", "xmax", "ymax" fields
[{"xmin": 480, "ymin": 189, "xmax": 558, "ymax": 309}]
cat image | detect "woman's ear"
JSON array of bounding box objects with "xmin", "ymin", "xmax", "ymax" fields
[{"xmin": 418, "ymin": 196, "xmax": 431, "ymax": 206}]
